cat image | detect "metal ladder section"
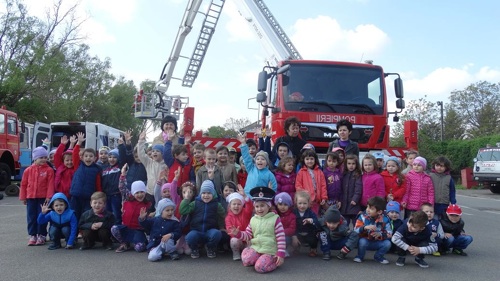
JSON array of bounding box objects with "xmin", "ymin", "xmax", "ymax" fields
[
  {"xmin": 253, "ymin": 0, "xmax": 302, "ymax": 60},
  {"xmin": 182, "ymin": 0, "xmax": 225, "ymax": 87}
]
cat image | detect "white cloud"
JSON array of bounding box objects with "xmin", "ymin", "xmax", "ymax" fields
[
  {"xmin": 80, "ymin": 18, "xmax": 116, "ymax": 45},
  {"xmin": 291, "ymin": 16, "xmax": 389, "ymax": 61},
  {"xmin": 87, "ymin": 0, "xmax": 137, "ymax": 24}
]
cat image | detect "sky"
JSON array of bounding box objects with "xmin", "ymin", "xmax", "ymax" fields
[{"xmin": 16, "ymin": 0, "xmax": 500, "ymax": 139}]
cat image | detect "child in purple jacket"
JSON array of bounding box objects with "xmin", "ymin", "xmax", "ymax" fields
[
  {"xmin": 323, "ymin": 152, "xmax": 342, "ymax": 210},
  {"xmin": 274, "ymin": 156, "xmax": 296, "ymax": 202}
]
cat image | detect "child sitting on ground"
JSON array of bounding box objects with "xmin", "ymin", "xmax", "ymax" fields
[
  {"xmin": 78, "ymin": 191, "xmax": 115, "ymax": 250},
  {"xmin": 318, "ymin": 205, "xmax": 359, "ymax": 260},
  {"xmin": 354, "ymin": 196, "xmax": 392, "ymax": 264},
  {"xmin": 139, "ymin": 198, "xmax": 181, "ymax": 262},
  {"xmin": 274, "ymin": 192, "xmax": 296, "ymax": 257},
  {"xmin": 229, "ymin": 187, "xmax": 286, "ymax": 273},
  {"xmin": 440, "ymin": 204, "xmax": 473, "ymax": 256},
  {"xmin": 392, "ymin": 211, "xmax": 438, "ymax": 268},
  {"xmin": 37, "ymin": 192, "xmax": 77, "ymax": 250},
  {"xmin": 421, "ymin": 203, "xmax": 445, "ymax": 256},
  {"xmin": 225, "ymin": 186, "xmax": 252, "ymax": 260},
  {"xmin": 292, "ymin": 191, "xmax": 321, "ymax": 257}
]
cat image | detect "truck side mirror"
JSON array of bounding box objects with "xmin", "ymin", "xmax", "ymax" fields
[
  {"xmin": 394, "ymin": 78, "xmax": 404, "ymax": 99},
  {"xmin": 257, "ymin": 71, "xmax": 268, "ymax": 92},
  {"xmin": 256, "ymin": 92, "xmax": 267, "ymax": 103},
  {"xmin": 396, "ymin": 98, "xmax": 405, "ymax": 109}
]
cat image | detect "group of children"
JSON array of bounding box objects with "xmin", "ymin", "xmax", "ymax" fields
[{"xmin": 19, "ymin": 116, "xmax": 473, "ymax": 273}]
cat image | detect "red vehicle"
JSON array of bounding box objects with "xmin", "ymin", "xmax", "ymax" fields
[{"xmin": 0, "ymin": 105, "xmax": 23, "ymax": 196}]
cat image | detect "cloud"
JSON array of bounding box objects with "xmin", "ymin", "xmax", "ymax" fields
[
  {"xmin": 290, "ymin": 16, "xmax": 389, "ymax": 61},
  {"xmin": 87, "ymin": 0, "xmax": 137, "ymax": 24},
  {"xmin": 80, "ymin": 18, "xmax": 116, "ymax": 45},
  {"xmin": 223, "ymin": 0, "xmax": 254, "ymax": 42}
]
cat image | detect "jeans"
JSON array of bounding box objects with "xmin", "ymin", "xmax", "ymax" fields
[
  {"xmin": 106, "ymin": 194, "xmax": 122, "ymax": 225},
  {"xmin": 356, "ymin": 238, "xmax": 391, "ymax": 260},
  {"xmin": 443, "ymin": 235, "xmax": 473, "ymax": 250},
  {"xmin": 49, "ymin": 225, "xmax": 70, "ymax": 246},
  {"xmin": 26, "ymin": 199, "xmax": 47, "ymax": 236},
  {"xmin": 148, "ymin": 239, "xmax": 176, "ymax": 261},
  {"xmin": 70, "ymin": 196, "xmax": 91, "ymax": 222},
  {"xmin": 82, "ymin": 228, "xmax": 112, "ymax": 247},
  {"xmin": 111, "ymin": 225, "xmax": 147, "ymax": 251},
  {"xmin": 319, "ymin": 231, "xmax": 359, "ymax": 253},
  {"xmin": 185, "ymin": 229, "xmax": 222, "ymax": 250}
]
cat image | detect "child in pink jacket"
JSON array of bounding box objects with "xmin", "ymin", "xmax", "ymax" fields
[
  {"xmin": 402, "ymin": 156, "xmax": 434, "ymax": 219},
  {"xmin": 360, "ymin": 154, "xmax": 385, "ymax": 209}
]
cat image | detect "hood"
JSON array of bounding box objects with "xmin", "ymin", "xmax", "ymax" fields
[
  {"xmin": 275, "ymin": 141, "xmax": 293, "ymax": 159},
  {"xmin": 48, "ymin": 192, "xmax": 71, "ymax": 209}
]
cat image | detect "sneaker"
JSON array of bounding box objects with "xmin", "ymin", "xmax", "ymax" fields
[
  {"xmin": 415, "ymin": 257, "xmax": 429, "ymax": 268},
  {"xmin": 28, "ymin": 236, "xmax": 37, "ymax": 246},
  {"xmin": 207, "ymin": 248, "xmax": 217, "ymax": 258},
  {"xmin": 396, "ymin": 257, "xmax": 406, "ymax": 266},
  {"xmin": 453, "ymin": 248, "xmax": 468, "ymax": 256},
  {"xmin": 36, "ymin": 235, "xmax": 46, "ymax": 245},
  {"xmin": 374, "ymin": 256, "xmax": 390, "ymax": 264},
  {"xmin": 284, "ymin": 250, "xmax": 290, "ymax": 258},
  {"xmin": 432, "ymin": 251, "xmax": 441, "ymax": 257},
  {"xmin": 336, "ymin": 252, "xmax": 347, "ymax": 260},
  {"xmin": 308, "ymin": 249, "xmax": 317, "ymax": 257},
  {"xmin": 353, "ymin": 257, "xmax": 363, "ymax": 263},
  {"xmin": 191, "ymin": 249, "xmax": 200, "ymax": 259},
  {"xmin": 170, "ymin": 251, "xmax": 180, "ymax": 260},
  {"xmin": 232, "ymin": 251, "xmax": 241, "ymax": 261},
  {"xmin": 322, "ymin": 252, "xmax": 331, "ymax": 260},
  {"xmin": 48, "ymin": 243, "xmax": 61, "ymax": 250},
  {"xmin": 115, "ymin": 243, "xmax": 129, "ymax": 253}
]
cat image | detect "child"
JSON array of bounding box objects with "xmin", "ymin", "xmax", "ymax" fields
[
  {"xmin": 402, "ymin": 156, "xmax": 434, "ymax": 218},
  {"xmin": 221, "ymin": 181, "xmax": 237, "ymax": 211},
  {"xmin": 430, "ymin": 156, "xmax": 457, "ymax": 218},
  {"xmin": 70, "ymin": 133, "xmax": 102, "ymax": 222},
  {"xmin": 79, "ymin": 191, "xmax": 115, "ymax": 250},
  {"xmin": 318, "ymin": 206, "xmax": 359, "ymax": 260},
  {"xmin": 139, "ymin": 198, "xmax": 181, "ymax": 261},
  {"xmin": 295, "ymin": 149, "xmax": 327, "ymax": 215},
  {"xmin": 191, "ymin": 142, "xmax": 206, "ymax": 176},
  {"xmin": 354, "ymin": 196, "xmax": 392, "ymax": 264},
  {"xmin": 237, "ymin": 156, "xmax": 248, "ymax": 187},
  {"xmin": 96, "ymin": 146, "xmax": 110, "ymax": 168},
  {"xmin": 421, "ymin": 203, "xmax": 445, "ymax": 256},
  {"xmin": 269, "ymin": 141, "xmax": 293, "ymax": 170},
  {"xmin": 360, "ymin": 154, "xmax": 385, "ymax": 209},
  {"xmin": 237, "ymin": 134, "xmax": 277, "ymax": 197},
  {"xmin": 227, "ymin": 147, "xmax": 240, "ymax": 172},
  {"xmin": 440, "ymin": 204, "xmax": 473, "ymax": 256},
  {"xmin": 164, "ymin": 139, "xmax": 194, "ymax": 187},
  {"xmin": 246, "ymin": 138, "xmax": 258, "ymax": 158},
  {"xmin": 225, "ymin": 187, "xmax": 253, "ymax": 260},
  {"xmin": 229, "ymin": 186, "xmax": 286, "ymax": 273},
  {"xmin": 20, "ymin": 146, "xmax": 55, "ymax": 245},
  {"xmin": 112, "ymin": 180, "xmax": 152, "ymax": 253},
  {"xmin": 180, "ymin": 180, "xmax": 226, "ymax": 259},
  {"xmin": 54, "ymin": 135, "xmax": 76, "ymax": 198},
  {"xmin": 327, "ymin": 119, "xmax": 359, "ymax": 157},
  {"xmin": 101, "ymin": 148, "xmax": 123, "ymax": 224},
  {"xmin": 216, "ymin": 146, "xmax": 238, "ymax": 183},
  {"xmin": 381, "ymin": 156, "xmax": 406, "ymax": 206},
  {"xmin": 340, "ymin": 154, "xmax": 363, "ymax": 227},
  {"xmin": 274, "ymin": 192, "xmax": 296, "ymax": 257},
  {"xmin": 138, "ymin": 131, "xmax": 167, "ymax": 195},
  {"xmin": 175, "ymin": 182, "xmax": 197, "ymax": 256},
  {"xmin": 196, "ymin": 149, "xmax": 224, "ymax": 195},
  {"xmin": 37, "ymin": 192, "xmax": 77, "ymax": 249},
  {"xmin": 323, "ymin": 152, "xmax": 342, "ymax": 210},
  {"xmin": 118, "ymin": 130, "xmax": 147, "ymax": 191},
  {"xmin": 392, "ymin": 211, "xmax": 438, "ymax": 268},
  {"xmin": 274, "ymin": 156, "xmax": 296, "ymax": 201},
  {"xmin": 402, "ymin": 149, "xmax": 418, "ymax": 175},
  {"xmin": 386, "ymin": 201, "xmax": 403, "ymax": 253},
  {"xmin": 292, "ymin": 191, "xmax": 321, "ymax": 257},
  {"xmin": 373, "ymin": 152, "xmax": 385, "ymax": 173}
]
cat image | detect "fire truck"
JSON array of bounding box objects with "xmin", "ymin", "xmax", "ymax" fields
[
  {"xmin": 0, "ymin": 106, "xmax": 24, "ymax": 197},
  {"xmin": 134, "ymin": 0, "xmax": 417, "ymax": 156}
]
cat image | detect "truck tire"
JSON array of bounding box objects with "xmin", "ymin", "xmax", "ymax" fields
[
  {"xmin": 0, "ymin": 163, "xmax": 12, "ymax": 190},
  {"xmin": 5, "ymin": 184, "xmax": 19, "ymax": 197},
  {"xmin": 490, "ymin": 183, "xmax": 500, "ymax": 194},
  {"xmin": 0, "ymin": 193, "xmax": 3, "ymax": 200}
]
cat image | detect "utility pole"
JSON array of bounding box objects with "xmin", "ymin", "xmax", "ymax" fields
[{"xmin": 437, "ymin": 101, "xmax": 444, "ymax": 141}]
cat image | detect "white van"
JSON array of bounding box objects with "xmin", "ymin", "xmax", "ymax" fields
[
  {"xmin": 32, "ymin": 121, "xmax": 123, "ymax": 151},
  {"xmin": 473, "ymin": 145, "xmax": 500, "ymax": 194}
]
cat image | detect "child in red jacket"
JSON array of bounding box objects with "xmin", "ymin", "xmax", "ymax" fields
[
  {"xmin": 225, "ymin": 186, "xmax": 252, "ymax": 260},
  {"xmin": 20, "ymin": 147, "xmax": 55, "ymax": 246},
  {"xmin": 380, "ymin": 156, "xmax": 406, "ymax": 207},
  {"xmin": 274, "ymin": 192, "xmax": 296, "ymax": 257},
  {"xmin": 54, "ymin": 135, "xmax": 77, "ymax": 199}
]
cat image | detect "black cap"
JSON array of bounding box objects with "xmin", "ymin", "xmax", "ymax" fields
[
  {"xmin": 324, "ymin": 206, "xmax": 341, "ymax": 223},
  {"xmin": 250, "ymin": 186, "xmax": 275, "ymax": 201}
]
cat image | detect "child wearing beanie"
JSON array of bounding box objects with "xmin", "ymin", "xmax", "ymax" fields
[
  {"xmin": 140, "ymin": 198, "xmax": 181, "ymax": 261},
  {"xmin": 20, "ymin": 146, "xmax": 54, "ymax": 246},
  {"xmin": 274, "ymin": 192, "xmax": 296, "ymax": 257},
  {"xmin": 225, "ymin": 187, "xmax": 252, "ymax": 260},
  {"xmin": 402, "ymin": 156, "xmax": 434, "ymax": 219},
  {"xmin": 386, "ymin": 201, "xmax": 403, "ymax": 253},
  {"xmin": 318, "ymin": 205, "xmax": 359, "ymax": 260}
]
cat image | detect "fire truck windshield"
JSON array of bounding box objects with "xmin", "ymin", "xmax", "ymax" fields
[{"xmin": 282, "ymin": 64, "xmax": 384, "ymax": 115}]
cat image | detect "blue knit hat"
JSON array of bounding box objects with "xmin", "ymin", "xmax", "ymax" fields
[
  {"xmin": 108, "ymin": 149, "xmax": 119, "ymax": 158},
  {"xmin": 386, "ymin": 201, "xmax": 400, "ymax": 214},
  {"xmin": 385, "ymin": 156, "xmax": 401, "ymax": 168},
  {"xmin": 200, "ymin": 180, "xmax": 216, "ymax": 197},
  {"xmin": 152, "ymin": 144, "xmax": 164, "ymax": 154},
  {"xmin": 32, "ymin": 146, "xmax": 48, "ymax": 161},
  {"xmin": 155, "ymin": 198, "xmax": 176, "ymax": 217}
]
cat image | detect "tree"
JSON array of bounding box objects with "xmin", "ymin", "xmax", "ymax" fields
[
  {"xmin": 443, "ymin": 105, "xmax": 466, "ymax": 140},
  {"xmin": 223, "ymin": 117, "xmax": 252, "ymax": 133},
  {"xmin": 206, "ymin": 126, "xmax": 227, "ymax": 138},
  {"xmin": 449, "ymin": 81, "xmax": 500, "ymax": 137}
]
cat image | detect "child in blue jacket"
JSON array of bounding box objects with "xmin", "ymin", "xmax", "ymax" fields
[{"xmin": 38, "ymin": 193, "xmax": 78, "ymax": 250}]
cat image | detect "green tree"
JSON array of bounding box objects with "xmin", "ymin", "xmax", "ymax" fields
[{"xmin": 443, "ymin": 105, "xmax": 465, "ymax": 140}]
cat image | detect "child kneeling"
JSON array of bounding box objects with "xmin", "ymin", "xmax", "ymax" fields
[
  {"xmin": 37, "ymin": 193, "xmax": 77, "ymax": 250},
  {"xmin": 318, "ymin": 206, "xmax": 359, "ymax": 260},
  {"xmin": 230, "ymin": 187, "xmax": 286, "ymax": 273}
]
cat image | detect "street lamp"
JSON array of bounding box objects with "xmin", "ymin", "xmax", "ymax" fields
[{"xmin": 437, "ymin": 101, "xmax": 444, "ymax": 141}]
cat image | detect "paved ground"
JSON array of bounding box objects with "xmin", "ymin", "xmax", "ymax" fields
[{"xmin": 0, "ymin": 189, "xmax": 499, "ymax": 281}]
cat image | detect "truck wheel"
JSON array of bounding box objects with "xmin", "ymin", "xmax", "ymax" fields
[
  {"xmin": 4, "ymin": 184, "xmax": 19, "ymax": 197},
  {"xmin": 0, "ymin": 193, "xmax": 3, "ymax": 200},
  {"xmin": 0, "ymin": 163, "xmax": 12, "ymax": 190},
  {"xmin": 490, "ymin": 183, "xmax": 500, "ymax": 194}
]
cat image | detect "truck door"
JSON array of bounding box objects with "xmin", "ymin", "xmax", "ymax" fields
[
  {"xmin": 85, "ymin": 123, "xmax": 97, "ymax": 150},
  {"xmin": 32, "ymin": 122, "xmax": 51, "ymax": 149}
]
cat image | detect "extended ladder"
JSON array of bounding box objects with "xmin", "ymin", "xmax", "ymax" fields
[{"xmin": 182, "ymin": 0, "xmax": 225, "ymax": 87}]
